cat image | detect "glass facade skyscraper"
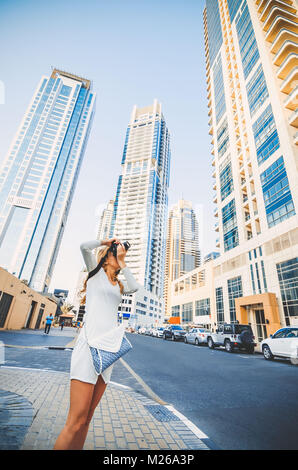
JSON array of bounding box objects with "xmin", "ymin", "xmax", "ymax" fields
[
  {"xmin": 164, "ymin": 199, "xmax": 201, "ymax": 318},
  {"xmin": 110, "ymin": 99, "xmax": 171, "ymax": 299},
  {"xmin": 203, "ymin": 0, "xmax": 298, "ymax": 337},
  {"xmin": 0, "ymin": 68, "xmax": 96, "ymax": 292}
]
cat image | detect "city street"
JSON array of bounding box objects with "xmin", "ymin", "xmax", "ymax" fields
[
  {"xmin": 2, "ymin": 328, "xmax": 297, "ymax": 450},
  {"xmin": 124, "ymin": 333, "xmax": 298, "ymax": 450}
]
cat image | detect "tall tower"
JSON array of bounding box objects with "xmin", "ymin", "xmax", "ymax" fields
[
  {"xmin": 110, "ymin": 99, "xmax": 171, "ymax": 299},
  {"xmin": 204, "ymin": 0, "xmax": 298, "ymax": 337},
  {"xmin": 164, "ymin": 199, "xmax": 201, "ymax": 318},
  {"xmin": 96, "ymin": 199, "xmax": 114, "ymax": 241},
  {"xmin": 0, "ymin": 68, "xmax": 96, "ymax": 292}
]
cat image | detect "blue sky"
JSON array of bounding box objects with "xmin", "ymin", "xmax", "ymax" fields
[{"xmin": 0, "ymin": 0, "xmax": 216, "ymax": 301}]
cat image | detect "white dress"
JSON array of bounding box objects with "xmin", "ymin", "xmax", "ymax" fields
[{"xmin": 70, "ymin": 239, "xmax": 139, "ymax": 385}]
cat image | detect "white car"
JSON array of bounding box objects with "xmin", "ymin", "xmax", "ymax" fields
[
  {"xmin": 152, "ymin": 327, "xmax": 164, "ymax": 338},
  {"xmin": 261, "ymin": 327, "xmax": 298, "ymax": 362},
  {"xmin": 138, "ymin": 327, "xmax": 146, "ymax": 335}
]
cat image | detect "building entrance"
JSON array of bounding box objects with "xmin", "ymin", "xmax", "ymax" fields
[{"xmin": 254, "ymin": 308, "xmax": 268, "ymax": 342}]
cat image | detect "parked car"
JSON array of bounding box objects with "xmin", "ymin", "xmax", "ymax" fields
[
  {"xmin": 163, "ymin": 325, "xmax": 186, "ymax": 341},
  {"xmin": 152, "ymin": 327, "xmax": 165, "ymax": 338},
  {"xmin": 184, "ymin": 327, "xmax": 211, "ymax": 345},
  {"xmin": 138, "ymin": 327, "xmax": 146, "ymax": 335},
  {"xmin": 207, "ymin": 323, "xmax": 256, "ymax": 353},
  {"xmin": 261, "ymin": 327, "xmax": 298, "ymax": 362},
  {"xmin": 145, "ymin": 327, "xmax": 153, "ymax": 336}
]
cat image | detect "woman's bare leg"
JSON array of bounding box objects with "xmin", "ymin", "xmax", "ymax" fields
[
  {"xmin": 76, "ymin": 375, "xmax": 107, "ymax": 447},
  {"xmin": 53, "ymin": 379, "xmax": 94, "ymax": 450}
]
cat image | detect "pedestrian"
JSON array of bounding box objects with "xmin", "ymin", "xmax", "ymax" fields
[
  {"xmin": 44, "ymin": 314, "xmax": 54, "ymax": 334},
  {"xmin": 76, "ymin": 321, "xmax": 81, "ymax": 331},
  {"xmin": 60, "ymin": 320, "xmax": 64, "ymax": 331},
  {"xmin": 54, "ymin": 237, "xmax": 139, "ymax": 450}
]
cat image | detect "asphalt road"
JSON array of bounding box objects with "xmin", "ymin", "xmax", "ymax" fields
[
  {"xmin": 1, "ymin": 328, "xmax": 297, "ymax": 450},
  {"xmin": 124, "ymin": 333, "xmax": 298, "ymax": 450}
]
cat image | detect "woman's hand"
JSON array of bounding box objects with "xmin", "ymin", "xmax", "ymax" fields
[
  {"xmin": 102, "ymin": 237, "xmax": 121, "ymax": 247},
  {"xmin": 116, "ymin": 243, "xmax": 127, "ymax": 269}
]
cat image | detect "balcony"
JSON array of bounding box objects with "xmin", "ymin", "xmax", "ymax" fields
[
  {"xmin": 284, "ymin": 85, "xmax": 298, "ymax": 109},
  {"xmin": 289, "ymin": 108, "xmax": 298, "ymax": 127},
  {"xmin": 273, "ymin": 40, "xmax": 298, "ymax": 66},
  {"xmin": 263, "ymin": 5, "xmax": 298, "ymax": 32},
  {"xmin": 257, "ymin": 0, "xmax": 295, "ymax": 14},
  {"xmin": 260, "ymin": 1, "xmax": 297, "ymax": 23},
  {"xmin": 280, "ymin": 66, "xmax": 298, "ymax": 93},
  {"xmin": 294, "ymin": 131, "xmax": 298, "ymax": 144},
  {"xmin": 271, "ymin": 29, "xmax": 298, "ymax": 54},
  {"xmin": 266, "ymin": 15, "xmax": 298, "ymax": 43},
  {"xmin": 214, "ymin": 207, "xmax": 219, "ymax": 217},
  {"xmin": 215, "ymin": 222, "xmax": 219, "ymax": 232},
  {"xmin": 216, "ymin": 238, "xmax": 220, "ymax": 248},
  {"xmin": 213, "ymin": 194, "xmax": 218, "ymax": 203},
  {"xmin": 277, "ymin": 52, "xmax": 298, "ymax": 80}
]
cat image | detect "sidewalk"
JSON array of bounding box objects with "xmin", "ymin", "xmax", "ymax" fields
[{"xmin": 0, "ymin": 361, "xmax": 210, "ymax": 451}]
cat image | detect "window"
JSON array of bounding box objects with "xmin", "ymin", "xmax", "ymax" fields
[
  {"xmin": 216, "ymin": 287, "xmax": 224, "ymax": 324},
  {"xmin": 219, "ymin": 156, "xmax": 233, "ymax": 201},
  {"xmin": 284, "ymin": 328, "xmax": 298, "ymax": 338},
  {"xmin": 260, "ymin": 156, "xmax": 295, "ymax": 227},
  {"xmin": 253, "ymin": 105, "xmax": 280, "ymax": 165},
  {"xmin": 222, "ymin": 199, "xmax": 239, "ymax": 251},
  {"xmin": 224, "ymin": 325, "xmax": 232, "ymax": 334},
  {"xmin": 182, "ymin": 302, "xmax": 193, "ymax": 323},
  {"xmin": 227, "ymin": 0, "xmax": 242, "ymax": 23},
  {"xmin": 273, "ymin": 329, "xmax": 287, "ymax": 339},
  {"xmin": 195, "ymin": 298, "xmax": 210, "ymax": 316},
  {"xmin": 206, "ymin": 0, "xmax": 223, "ymax": 67},
  {"xmin": 213, "ymin": 56, "xmax": 226, "ymax": 123},
  {"xmin": 246, "ymin": 64, "xmax": 269, "ymax": 116},
  {"xmin": 171, "ymin": 305, "xmax": 180, "ymax": 317},
  {"xmin": 236, "ymin": 2, "xmax": 260, "ymax": 79},
  {"xmin": 217, "ymin": 118, "xmax": 229, "ymax": 158},
  {"xmin": 227, "ymin": 276, "xmax": 243, "ymax": 322},
  {"xmin": 277, "ymin": 257, "xmax": 298, "ymax": 325}
]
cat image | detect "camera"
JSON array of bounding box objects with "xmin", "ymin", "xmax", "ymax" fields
[{"xmin": 109, "ymin": 240, "xmax": 131, "ymax": 257}]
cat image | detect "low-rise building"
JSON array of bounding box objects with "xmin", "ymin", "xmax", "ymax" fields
[
  {"xmin": 171, "ymin": 258, "xmax": 216, "ymax": 331},
  {"xmin": 0, "ymin": 267, "xmax": 57, "ymax": 330}
]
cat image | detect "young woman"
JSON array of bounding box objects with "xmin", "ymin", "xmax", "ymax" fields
[{"xmin": 54, "ymin": 237, "xmax": 139, "ymax": 450}]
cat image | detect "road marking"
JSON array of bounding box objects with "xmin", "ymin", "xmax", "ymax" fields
[
  {"xmin": 119, "ymin": 360, "xmax": 213, "ymax": 448},
  {"xmin": 109, "ymin": 381, "xmax": 132, "ymax": 390},
  {"xmin": 120, "ymin": 358, "xmax": 167, "ymax": 405},
  {"xmin": 165, "ymin": 404, "xmax": 208, "ymax": 439}
]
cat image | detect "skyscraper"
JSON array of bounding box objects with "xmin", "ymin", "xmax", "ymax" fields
[
  {"xmin": 204, "ymin": 0, "xmax": 298, "ymax": 340},
  {"xmin": 164, "ymin": 199, "xmax": 201, "ymax": 318},
  {"xmin": 110, "ymin": 99, "xmax": 171, "ymax": 299},
  {"xmin": 0, "ymin": 68, "xmax": 96, "ymax": 292},
  {"xmin": 96, "ymin": 199, "xmax": 114, "ymax": 241}
]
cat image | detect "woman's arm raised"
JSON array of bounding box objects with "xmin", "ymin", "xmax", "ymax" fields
[
  {"xmin": 80, "ymin": 240, "xmax": 104, "ymax": 272},
  {"xmin": 80, "ymin": 237, "xmax": 121, "ymax": 272}
]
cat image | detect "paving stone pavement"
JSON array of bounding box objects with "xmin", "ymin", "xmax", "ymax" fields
[{"xmin": 0, "ymin": 367, "xmax": 209, "ymax": 451}]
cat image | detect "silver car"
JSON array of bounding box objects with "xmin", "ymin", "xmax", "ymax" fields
[{"xmin": 185, "ymin": 327, "xmax": 211, "ymax": 345}]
